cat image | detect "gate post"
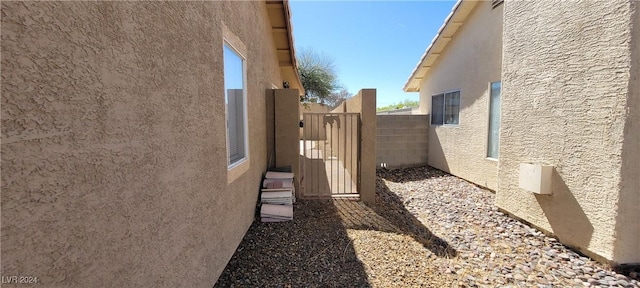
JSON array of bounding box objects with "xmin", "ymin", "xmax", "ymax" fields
[
  {"xmin": 274, "ymin": 89, "xmax": 301, "ymax": 196},
  {"xmin": 348, "ymin": 89, "xmax": 377, "ymax": 204}
]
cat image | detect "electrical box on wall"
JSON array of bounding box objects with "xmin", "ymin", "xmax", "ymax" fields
[{"xmin": 519, "ymin": 163, "xmax": 553, "ymax": 195}]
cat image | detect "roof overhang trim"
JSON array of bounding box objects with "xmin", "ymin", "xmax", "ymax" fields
[
  {"xmin": 266, "ymin": 0, "xmax": 305, "ymax": 95},
  {"xmin": 403, "ymin": 0, "xmax": 478, "ymax": 92}
]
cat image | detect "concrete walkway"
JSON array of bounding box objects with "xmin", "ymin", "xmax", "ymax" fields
[{"xmin": 299, "ymin": 140, "xmax": 357, "ymax": 198}]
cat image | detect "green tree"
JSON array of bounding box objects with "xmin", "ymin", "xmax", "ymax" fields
[
  {"xmin": 326, "ymin": 89, "xmax": 352, "ymax": 108},
  {"xmin": 377, "ymin": 99, "xmax": 419, "ymax": 112},
  {"xmin": 297, "ymin": 48, "xmax": 341, "ymax": 104}
]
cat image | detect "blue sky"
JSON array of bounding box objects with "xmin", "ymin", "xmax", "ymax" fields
[{"xmin": 289, "ymin": 0, "xmax": 456, "ymax": 107}]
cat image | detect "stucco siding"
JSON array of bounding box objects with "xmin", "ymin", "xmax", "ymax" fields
[
  {"xmin": 614, "ymin": 0, "xmax": 640, "ymax": 264},
  {"xmin": 1, "ymin": 1, "xmax": 282, "ymax": 286},
  {"xmin": 418, "ymin": 1, "xmax": 502, "ymax": 190},
  {"xmin": 499, "ymin": 0, "xmax": 635, "ymax": 263}
]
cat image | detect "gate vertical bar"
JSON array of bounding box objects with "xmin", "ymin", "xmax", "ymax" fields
[
  {"xmin": 312, "ymin": 113, "xmax": 316, "ymax": 195},
  {"xmin": 307, "ymin": 114, "xmax": 316, "ymax": 194},
  {"xmin": 356, "ymin": 115, "xmax": 362, "ymax": 193},
  {"xmin": 337, "ymin": 114, "xmax": 340, "ymax": 194},
  {"xmin": 349, "ymin": 114, "xmax": 353, "ymax": 194},
  {"xmin": 303, "ymin": 114, "xmax": 306, "ymax": 197}
]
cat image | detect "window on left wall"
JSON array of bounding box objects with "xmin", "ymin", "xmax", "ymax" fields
[{"xmin": 224, "ymin": 42, "xmax": 247, "ymax": 167}]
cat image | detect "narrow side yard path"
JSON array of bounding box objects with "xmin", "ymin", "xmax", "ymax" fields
[{"xmin": 215, "ymin": 166, "xmax": 639, "ymax": 288}]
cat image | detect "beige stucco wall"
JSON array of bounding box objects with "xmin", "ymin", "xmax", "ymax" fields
[
  {"xmin": 614, "ymin": 0, "xmax": 640, "ymax": 264},
  {"xmin": 418, "ymin": 1, "xmax": 502, "ymax": 190},
  {"xmin": 274, "ymin": 89, "xmax": 301, "ymax": 195},
  {"xmin": 499, "ymin": 0, "xmax": 638, "ymax": 264},
  {"xmin": 299, "ymin": 102, "xmax": 330, "ymax": 140},
  {"xmin": 300, "ymin": 102, "xmax": 331, "ymax": 114},
  {"xmin": 1, "ymin": 1, "xmax": 284, "ymax": 286}
]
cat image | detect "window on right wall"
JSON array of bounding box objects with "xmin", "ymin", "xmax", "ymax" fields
[
  {"xmin": 487, "ymin": 81, "xmax": 501, "ymax": 159},
  {"xmin": 431, "ymin": 90, "xmax": 460, "ymax": 125}
]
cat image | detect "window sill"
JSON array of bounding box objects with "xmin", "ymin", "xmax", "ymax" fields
[
  {"xmin": 228, "ymin": 157, "xmax": 250, "ymax": 184},
  {"xmin": 485, "ymin": 157, "xmax": 499, "ymax": 162}
]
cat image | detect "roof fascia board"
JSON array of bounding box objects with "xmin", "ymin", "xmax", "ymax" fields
[
  {"xmin": 403, "ymin": 0, "xmax": 477, "ymax": 92},
  {"xmin": 281, "ymin": 0, "xmax": 305, "ymax": 95}
]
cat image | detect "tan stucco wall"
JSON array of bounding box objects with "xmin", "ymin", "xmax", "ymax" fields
[
  {"xmin": 499, "ymin": 0, "xmax": 638, "ymax": 264},
  {"xmin": 300, "ymin": 102, "xmax": 331, "ymax": 114},
  {"xmin": 299, "ymin": 102, "xmax": 330, "ymax": 140},
  {"xmin": 614, "ymin": 0, "xmax": 640, "ymax": 264},
  {"xmin": 1, "ymin": 1, "xmax": 284, "ymax": 286},
  {"xmin": 275, "ymin": 89, "xmax": 301, "ymax": 195},
  {"xmin": 418, "ymin": 1, "xmax": 502, "ymax": 190}
]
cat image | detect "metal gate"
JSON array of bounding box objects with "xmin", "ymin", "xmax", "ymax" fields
[{"xmin": 300, "ymin": 113, "xmax": 360, "ymax": 198}]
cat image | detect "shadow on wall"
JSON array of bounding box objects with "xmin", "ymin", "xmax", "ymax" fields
[
  {"xmin": 427, "ymin": 132, "xmax": 451, "ymax": 173},
  {"xmin": 535, "ymin": 170, "xmax": 593, "ymax": 252}
]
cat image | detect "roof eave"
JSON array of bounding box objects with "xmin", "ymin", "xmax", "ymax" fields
[
  {"xmin": 403, "ymin": 0, "xmax": 477, "ymax": 92},
  {"xmin": 266, "ymin": 0, "xmax": 305, "ymax": 96},
  {"xmin": 282, "ymin": 0, "xmax": 305, "ymax": 96}
]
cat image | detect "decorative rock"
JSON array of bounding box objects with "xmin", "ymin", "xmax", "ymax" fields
[
  {"xmin": 616, "ymin": 279, "xmax": 630, "ymax": 287},
  {"xmin": 615, "ymin": 274, "xmax": 627, "ymax": 280},
  {"xmin": 216, "ymin": 167, "xmax": 640, "ymax": 288},
  {"xmin": 467, "ymin": 275, "xmax": 476, "ymax": 281}
]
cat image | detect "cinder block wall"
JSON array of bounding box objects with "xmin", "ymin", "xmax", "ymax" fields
[{"xmin": 376, "ymin": 115, "xmax": 429, "ymax": 169}]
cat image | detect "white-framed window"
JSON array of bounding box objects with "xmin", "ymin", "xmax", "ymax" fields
[
  {"xmin": 223, "ymin": 42, "xmax": 248, "ymax": 167},
  {"xmin": 487, "ymin": 81, "xmax": 501, "ymax": 158},
  {"xmin": 431, "ymin": 90, "xmax": 460, "ymax": 125}
]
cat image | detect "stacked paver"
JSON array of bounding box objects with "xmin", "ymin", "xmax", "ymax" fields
[{"xmin": 260, "ymin": 171, "xmax": 295, "ymax": 222}]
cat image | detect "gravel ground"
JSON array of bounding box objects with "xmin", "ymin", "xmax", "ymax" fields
[{"xmin": 215, "ymin": 166, "xmax": 639, "ymax": 288}]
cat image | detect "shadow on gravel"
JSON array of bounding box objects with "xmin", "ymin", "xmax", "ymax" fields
[
  {"xmin": 215, "ymin": 167, "xmax": 456, "ymax": 287},
  {"xmin": 214, "ymin": 200, "xmax": 372, "ymax": 288},
  {"xmin": 369, "ymin": 176, "xmax": 457, "ymax": 258}
]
